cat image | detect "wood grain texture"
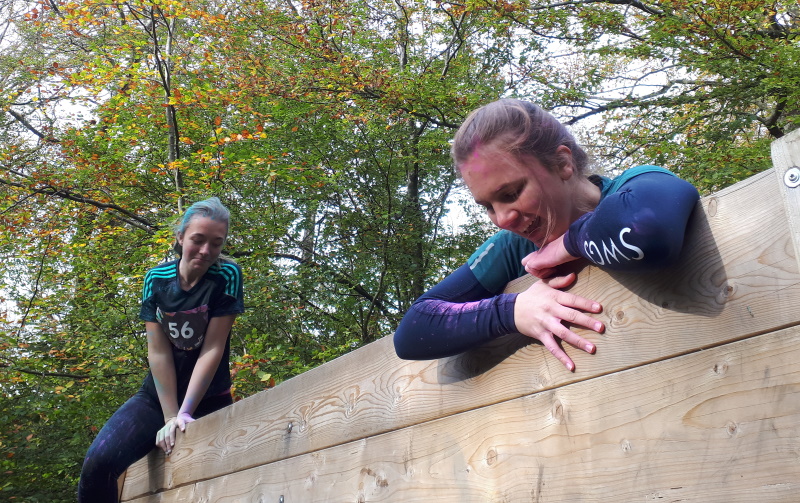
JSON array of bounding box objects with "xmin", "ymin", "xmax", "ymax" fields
[
  {"xmin": 125, "ymin": 326, "xmax": 800, "ymax": 503},
  {"xmin": 122, "ymin": 154, "xmax": 800, "ymax": 500},
  {"xmin": 771, "ymin": 128, "xmax": 800, "ymax": 272}
]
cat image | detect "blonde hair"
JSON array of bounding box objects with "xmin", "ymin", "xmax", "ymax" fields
[{"xmin": 451, "ymin": 98, "xmax": 588, "ymax": 176}]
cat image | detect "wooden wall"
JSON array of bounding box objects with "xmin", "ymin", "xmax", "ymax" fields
[{"xmin": 119, "ymin": 129, "xmax": 800, "ymax": 502}]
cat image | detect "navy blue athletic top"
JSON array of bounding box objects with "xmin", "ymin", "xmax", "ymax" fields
[
  {"xmin": 139, "ymin": 258, "xmax": 245, "ymax": 401},
  {"xmin": 393, "ymin": 165, "xmax": 699, "ymax": 360}
]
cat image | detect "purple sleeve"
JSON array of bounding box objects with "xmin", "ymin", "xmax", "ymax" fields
[
  {"xmin": 564, "ymin": 172, "xmax": 699, "ymax": 271},
  {"xmin": 393, "ymin": 264, "xmax": 518, "ymax": 360}
]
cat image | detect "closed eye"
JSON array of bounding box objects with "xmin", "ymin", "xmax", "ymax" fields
[
  {"xmin": 499, "ymin": 190, "xmax": 520, "ymax": 203},
  {"xmin": 499, "ymin": 181, "xmax": 526, "ymax": 203}
]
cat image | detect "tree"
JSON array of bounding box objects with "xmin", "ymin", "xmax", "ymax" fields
[{"xmin": 479, "ymin": 0, "xmax": 800, "ymax": 190}]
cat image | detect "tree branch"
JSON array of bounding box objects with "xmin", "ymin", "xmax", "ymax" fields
[
  {"xmin": 7, "ymin": 109, "xmax": 58, "ymax": 143},
  {"xmin": 0, "ymin": 361, "xmax": 136, "ymax": 380},
  {"xmin": 269, "ymin": 252, "xmax": 396, "ymax": 315},
  {"xmin": 15, "ymin": 234, "xmax": 51, "ymax": 342},
  {"xmin": 0, "ymin": 172, "xmax": 157, "ymax": 231}
]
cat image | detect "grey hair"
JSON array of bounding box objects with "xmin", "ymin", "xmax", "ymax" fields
[{"xmin": 172, "ymin": 197, "xmax": 230, "ymax": 256}]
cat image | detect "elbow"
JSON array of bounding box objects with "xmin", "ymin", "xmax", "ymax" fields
[
  {"xmin": 393, "ymin": 312, "xmax": 437, "ymax": 361},
  {"xmin": 393, "ymin": 337, "xmax": 413, "ymax": 360},
  {"xmin": 622, "ymin": 222, "xmax": 689, "ymax": 271},
  {"xmin": 588, "ymin": 221, "xmax": 689, "ymax": 272},
  {"xmin": 393, "ymin": 324, "xmax": 420, "ymax": 360}
]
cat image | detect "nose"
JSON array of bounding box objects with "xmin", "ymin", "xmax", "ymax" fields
[
  {"xmin": 199, "ymin": 243, "xmax": 211, "ymax": 256},
  {"xmin": 493, "ymin": 204, "xmax": 519, "ymax": 230}
]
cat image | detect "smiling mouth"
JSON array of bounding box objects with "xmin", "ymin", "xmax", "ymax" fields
[{"xmin": 523, "ymin": 217, "xmax": 541, "ymax": 238}]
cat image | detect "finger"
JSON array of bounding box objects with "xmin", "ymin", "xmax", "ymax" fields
[
  {"xmin": 554, "ymin": 307, "xmax": 604, "ymax": 336},
  {"xmin": 555, "ymin": 290, "xmax": 602, "ymax": 314},
  {"xmin": 168, "ymin": 423, "xmax": 177, "ymax": 449},
  {"xmin": 156, "ymin": 431, "xmax": 168, "ymax": 453},
  {"xmin": 520, "ymin": 251, "xmax": 537, "ymax": 267},
  {"xmin": 542, "ymin": 273, "xmax": 576, "ymax": 290},
  {"xmin": 540, "ymin": 334, "xmax": 575, "ymax": 372},
  {"xmin": 525, "ymin": 265, "xmax": 556, "ymax": 279},
  {"xmin": 548, "ymin": 322, "xmax": 596, "ymax": 353}
]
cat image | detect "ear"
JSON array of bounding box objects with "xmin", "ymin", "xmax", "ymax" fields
[{"xmin": 555, "ymin": 145, "xmax": 574, "ymax": 181}]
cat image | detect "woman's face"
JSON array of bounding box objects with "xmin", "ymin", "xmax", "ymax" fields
[
  {"xmin": 177, "ymin": 216, "xmax": 228, "ymax": 275},
  {"xmin": 459, "ymin": 146, "xmax": 578, "ymax": 247}
]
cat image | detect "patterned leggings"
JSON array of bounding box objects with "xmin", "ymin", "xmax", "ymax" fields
[{"xmin": 77, "ymin": 389, "xmax": 232, "ymax": 502}]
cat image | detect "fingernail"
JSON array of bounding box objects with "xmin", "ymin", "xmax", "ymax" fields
[{"xmin": 592, "ymin": 303, "xmax": 601, "ymax": 311}]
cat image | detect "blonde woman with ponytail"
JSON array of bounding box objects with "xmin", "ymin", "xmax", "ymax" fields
[{"xmin": 394, "ymin": 99, "xmax": 699, "ymax": 371}]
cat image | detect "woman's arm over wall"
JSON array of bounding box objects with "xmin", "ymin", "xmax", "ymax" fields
[
  {"xmin": 393, "ymin": 264, "xmax": 517, "ymax": 360},
  {"xmin": 564, "ymin": 171, "xmax": 700, "ymax": 271}
]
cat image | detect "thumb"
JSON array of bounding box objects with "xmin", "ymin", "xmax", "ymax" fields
[{"xmin": 543, "ymin": 272, "xmax": 576, "ymax": 290}]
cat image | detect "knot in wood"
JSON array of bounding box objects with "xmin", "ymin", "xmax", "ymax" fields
[
  {"xmin": 486, "ymin": 448, "xmax": 498, "ymax": 466},
  {"xmin": 552, "ymin": 399, "xmax": 565, "ymax": 423},
  {"xmin": 716, "ymin": 284, "xmax": 735, "ymax": 304},
  {"xmin": 707, "ymin": 197, "xmax": 718, "ymax": 217}
]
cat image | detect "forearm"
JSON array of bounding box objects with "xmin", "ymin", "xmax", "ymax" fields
[
  {"xmin": 178, "ymin": 346, "xmax": 225, "ymax": 416},
  {"xmin": 149, "ymin": 351, "xmax": 179, "ymax": 420},
  {"xmin": 394, "ymin": 290, "xmax": 518, "ymax": 360},
  {"xmin": 178, "ymin": 314, "xmax": 236, "ymax": 416}
]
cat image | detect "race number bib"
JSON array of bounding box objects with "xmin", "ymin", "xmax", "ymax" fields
[{"xmin": 156, "ymin": 304, "xmax": 209, "ymax": 351}]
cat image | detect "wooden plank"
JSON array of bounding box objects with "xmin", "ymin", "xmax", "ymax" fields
[
  {"xmin": 771, "ymin": 128, "xmax": 800, "ymax": 272},
  {"xmin": 122, "ymin": 167, "xmax": 800, "ymax": 500},
  {"xmin": 126, "ymin": 326, "xmax": 800, "ymax": 502}
]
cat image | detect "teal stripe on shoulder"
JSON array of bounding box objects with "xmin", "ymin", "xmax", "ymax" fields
[
  {"xmin": 603, "ymin": 165, "xmax": 676, "ymax": 198},
  {"xmin": 207, "ymin": 261, "xmax": 241, "ymax": 298},
  {"xmin": 142, "ymin": 262, "xmax": 176, "ymax": 301},
  {"xmin": 219, "ymin": 262, "xmax": 241, "ymax": 298}
]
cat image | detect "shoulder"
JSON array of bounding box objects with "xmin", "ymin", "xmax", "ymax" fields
[
  {"xmin": 144, "ymin": 259, "xmax": 178, "ymax": 280},
  {"xmin": 142, "ymin": 259, "xmax": 178, "ymax": 295},
  {"xmin": 467, "ymin": 230, "xmax": 535, "ymax": 293},
  {"xmin": 601, "ymin": 165, "xmax": 677, "ymax": 196},
  {"xmin": 207, "ymin": 258, "xmax": 242, "ymax": 279},
  {"xmin": 206, "ymin": 259, "xmax": 243, "ymax": 296},
  {"xmin": 468, "ymin": 230, "xmax": 533, "ymax": 268}
]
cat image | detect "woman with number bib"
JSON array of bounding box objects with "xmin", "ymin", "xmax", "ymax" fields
[{"xmin": 78, "ymin": 197, "xmax": 244, "ymax": 502}]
